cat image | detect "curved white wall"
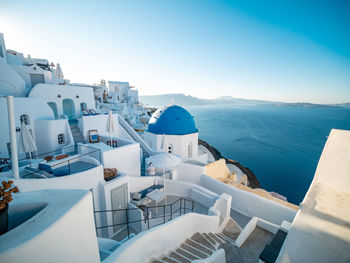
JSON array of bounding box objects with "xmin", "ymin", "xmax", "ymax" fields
[{"xmin": 0, "ymin": 57, "xmax": 27, "ymax": 96}]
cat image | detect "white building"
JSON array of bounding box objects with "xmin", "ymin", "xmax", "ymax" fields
[
  {"xmin": 0, "ymin": 32, "xmax": 350, "ymax": 263},
  {"xmin": 144, "ymin": 105, "xmax": 207, "ymax": 164}
]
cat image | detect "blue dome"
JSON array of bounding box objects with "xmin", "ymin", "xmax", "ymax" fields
[{"xmin": 147, "ymin": 105, "xmax": 198, "ymax": 135}]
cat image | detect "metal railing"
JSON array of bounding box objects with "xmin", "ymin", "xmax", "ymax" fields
[
  {"xmin": 94, "ymin": 198, "xmax": 197, "ymax": 239},
  {"xmin": 0, "ymin": 144, "xmax": 101, "ymax": 178}
]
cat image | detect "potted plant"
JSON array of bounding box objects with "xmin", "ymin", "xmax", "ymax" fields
[{"xmin": 0, "ymin": 180, "xmax": 19, "ymax": 235}]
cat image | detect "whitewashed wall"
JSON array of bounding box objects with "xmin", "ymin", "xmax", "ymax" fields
[
  {"xmin": 200, "ymin": 175, "xmax": 297, "ymax": 225},
  {"xmin": 78, "ymin": 114, "xmax": 119, "ymax": 141},
  {"xmin": 0, "ymin": 97, "xmax": 54, "ymax": 159},
  {"xmin": 0, "ymin": 190, "xmax": 100, "ymax": 263},
  {"xmin": 34, "ymin": 119, "xmax": 74, "ymax": 154},
  {"xmin": 29, "ymin": 84, "xmax": 95, "ymax": 119}
]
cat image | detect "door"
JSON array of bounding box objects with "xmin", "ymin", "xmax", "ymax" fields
[
  {"xmin": 30, "ymin": 73, "xmax": 45, "ymax": 88},
  {"xmin": 62, "ymin": 99, "xmax": 75, "ymax": 120},
  {"xmin": 111, "ymin": 183, "xmax": 128, "ymax": 233}
]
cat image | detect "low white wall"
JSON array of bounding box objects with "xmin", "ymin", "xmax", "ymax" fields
[
  {"xmin": 101, "ymin": 143, "xmax": 141, "ymax": 176},
  {"xmin": 199, "ymin": 175, "xmax": 297, "ymax": 225},
  {"xmin": 175, "ymin": 162, "xmax": 204, "ymax": 183},
  {"xmin": 0, "ymin": 190, "xmax": 100, "ymax": 263},
  {"xmin": 78, "ymin": 114, "xmax": 120, "ymax": 141},
  {"xmin": 128, "ymin": 176, "xmax": 156, "ymax": 193},
  {"xmin": 107, "ymin": 213, "xmax": 220, "ymax": 263}
]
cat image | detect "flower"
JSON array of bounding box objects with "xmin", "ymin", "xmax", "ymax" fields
[{"xmin": 0, "ymin": 180, "xmax": 19, "ymax": 210}]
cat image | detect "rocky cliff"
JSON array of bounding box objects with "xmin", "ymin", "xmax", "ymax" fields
[{"xmin": 198, "ymin": 139, "xmax": 261, "ymax": 188}]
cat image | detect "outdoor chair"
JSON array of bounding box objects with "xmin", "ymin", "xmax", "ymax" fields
[{"xmin": 88, "ymin": 129, "xmax": 100, "ymax": 143}]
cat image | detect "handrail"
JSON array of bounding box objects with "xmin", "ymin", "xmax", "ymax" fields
[
  {"xmin": 117, "ymin": 115, "xmax": 157, "ymax": 156},
  {"xmin": 94, "ymin": 197, "xmax": 198, "ymax": 239}
]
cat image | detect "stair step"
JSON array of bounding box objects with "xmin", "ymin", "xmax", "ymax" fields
[
  {"xmin": 162, "ymin": 256, "xmax": 179, "ymax": 263},
  {"xmin": 202, "ymin": 233, "xmax": 216, "ymax": 246},
  {"xmin": 168, "ymin": 252, "xmax": 191, "ymax": 263},
  {"xmin": 217, "ymin": 233, "xmax": 235, "ymax": 244},
  {"xmin": 184, "ymin": 239, "xmax": 212, "ymax": 255},
  {"xmin": 208, "ymin": 232, "xmax": 223, "ymax": 244},
  {"xmin": 152, "ymin": 260, "xmax": 165, "ymax": 263},
  {"xmin": 180, "ymin": 244, "xmax": 207, "ymax": 259},
  {"xmin": 175, "ymin": 248, "xmax": 199, "ymax": 261},
  {"xmin": 190, "ymin": 233, "xmax": 215, "ymax": 250}
]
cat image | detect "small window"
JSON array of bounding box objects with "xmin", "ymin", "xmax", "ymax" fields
[
  {"xmin": 20, "ymin": 114, "xmax": 30, "ymax": 125},
  {"xmin": 58, "ymin": 134, "xmax": 65, "ymax": 145}
]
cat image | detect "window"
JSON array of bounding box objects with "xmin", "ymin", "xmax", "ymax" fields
[
  {"xmin": 188, "ymin": 142, "xmax": 193, "ymax": 158},
  {"xmin": 58, "ymin": 134, "xmax": 65, "ymax": 145},
  {"xmin": 20, "ymin": 114, "xmax": 30, "ymax": 125}
]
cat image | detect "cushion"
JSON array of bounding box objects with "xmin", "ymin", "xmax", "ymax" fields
[
  {"xmin": 91, "ymin": 134, "xmax": 98, "ymax": 141},
  {"xmin": 131, "ymin": 192, "xmax": 142, "ymax": 201},
  {"xmin": 54, "ymin": 169, "xmax": 69, "ymax": 177},
  {"xmin": 38, "ymin": 163, "xmax": 53, "ymax": 174}
]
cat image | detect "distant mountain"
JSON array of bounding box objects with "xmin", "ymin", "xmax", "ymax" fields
[
  {"xmin": 139, "ymin": 93, "xmax": 280, "ymax": 107},
  {"xmin": 139, "ymin": 93, "xmax": 348, "ymax": 108}
]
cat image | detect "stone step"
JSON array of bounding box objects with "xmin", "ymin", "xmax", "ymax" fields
[
  {"xmin": 202, "ymin": 233, "xmax": 216, "ymax": 246},
  {"xmin": 152, "ymin": 260, "xmax": 166, "ymax": 263},
  {"xmin": 180, "ymin": 244, "xmax": 207, "ymax": 259},
  {"xmin": 208, "ymin": 232, "xmax": 223, "ymax": 244},
  {"xmin": 175, "ymin": 248, "xmax": 199, "ymax": 261},
  {"xmin": 162, "ymin": 256, "xmax": 179, "ymax": 263},
  {"xmin": 184, "ymin": 239, "xmax": 212, "ymax": 255},
  {"xmin": 217, "ymin": 233, "xmax": 235, "ymax": 244},
  {"xmin": 168, "ymin": 252, "xmax": 191, "ymax": 263},
  {"xmin": 190, "ymin": 233, "xmax": 215, "ymax": 251}
]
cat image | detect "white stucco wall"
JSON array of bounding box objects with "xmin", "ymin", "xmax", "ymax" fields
[
  {"xmin": 0, "ymin": 97, "xmax": 54, "ymax": 158},
  {"xmin": 0, "ymin": 57, "xmax": 27, "ymax": 96},
  {"xmin": 144, "ymin": 132, "xmax": 199, "ymax": 160},
  {"xmin": 29, "ymin": 84, "xmax": 95, "ymax": 119},
  {"xmin": 34, "ymin": 119, "xmax": 74, "ymax": 154},
  {"xmin": 0, "ymin": 190, "xmax": 100, "ymax": 263},
  {"xmin": 78, "ymin": 114, "xmax": 119, "ymax": 141},
  {"xmin": 277, "ymin": 129, "xmax": 350, "ymax": 263}
]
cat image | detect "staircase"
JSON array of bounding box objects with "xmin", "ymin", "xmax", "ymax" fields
[
  {"xmin": 69, "ymin": 120, "xmax": 85, "ymax": 144},
  {"xmin": 151, "ymin": 219, "xmax": 242, "ymax": 263},
  {"xmin": 118, "ymin": 115, "xmax": 156, "ymax": 156}
]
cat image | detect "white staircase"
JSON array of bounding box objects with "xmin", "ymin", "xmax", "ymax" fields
[
  {"xmin": 69, "ymin": 121, "xmax": 85, "ymax": 144},
  {"xmin": 151, "ymin": 219, "xmax": 242, "ymax": 263},
  {"xmin": 118, "ymin": 115, "xmax": 157, "ymax": 156}
]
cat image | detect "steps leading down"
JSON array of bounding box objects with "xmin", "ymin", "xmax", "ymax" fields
[
  {"xmin": 150, "ymin": 219, "xmax": 242, "ymax": 263},
  {"xmin": 69, "ymin": 122, "xmax": 85, "ymax": 144}
]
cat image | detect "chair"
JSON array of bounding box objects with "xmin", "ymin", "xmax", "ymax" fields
[
  {"xmin": 82, "ymin": 109, "xmax": 90, "ymax": 116},
  {"xmin": 88, "ymin": 109, "xmax": 99, "ymax": 115},
  {"xmin": 88, "ymin": 129, "xmax": 100, "ymax": 143}
]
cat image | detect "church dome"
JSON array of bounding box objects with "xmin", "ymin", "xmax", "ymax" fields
[{"xmin": 147, "ymin": 105, "xmax": 198, "ymax": 135}]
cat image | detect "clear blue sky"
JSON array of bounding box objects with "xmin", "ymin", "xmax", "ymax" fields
[{"xmin": 1, "ymin": 0, "xmax": 349, "ymax": 103}]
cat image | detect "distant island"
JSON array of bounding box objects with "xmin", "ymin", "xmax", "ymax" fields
[{"xmin": 140, "ymin": 93, "xmax": 350, "ymax": 108}]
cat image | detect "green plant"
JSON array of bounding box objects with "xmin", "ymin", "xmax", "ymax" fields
[{"xmin": 0, "ymin": 180, "xmax": 19, "ymax": 210}]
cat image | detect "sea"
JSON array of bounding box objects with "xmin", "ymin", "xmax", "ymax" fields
[{"xmin": 187, "ymin": 105, "xmax": 350, "ymax": 205}]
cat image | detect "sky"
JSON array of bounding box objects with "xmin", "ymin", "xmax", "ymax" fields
[{"xmin": 1, "ymin": 0, "xmax": 349, "ymax": 103}]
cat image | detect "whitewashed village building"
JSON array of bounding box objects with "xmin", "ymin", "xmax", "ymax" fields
[{"xmin": 0, "ymin": 33, "xmax": 349, "ymax": 263}]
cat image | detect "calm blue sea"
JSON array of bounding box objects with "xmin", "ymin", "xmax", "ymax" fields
[{"xmin": 187, "ymin": 105, "xmax": 350, "ymax": 204}]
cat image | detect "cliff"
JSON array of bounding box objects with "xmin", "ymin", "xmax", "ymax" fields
[{"xmin": 198, "ymin": 139, "xmax": 261, "ymax": 188}]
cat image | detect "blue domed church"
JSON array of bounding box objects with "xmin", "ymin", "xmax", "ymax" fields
[{"xmin": 144, "ymin": 105, "xmax": 205, "ymax": 161}]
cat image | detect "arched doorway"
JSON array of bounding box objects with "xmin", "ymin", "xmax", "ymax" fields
[
  {"xmin": 47, "ymin": 102, "xmax": 58, "ymax": 119},
  {"xmin": 62, "ymin": 99, "xmax": 75, "ymax": 120}
]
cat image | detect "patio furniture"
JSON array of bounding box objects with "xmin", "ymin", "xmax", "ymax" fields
[
  {"xmin": 147, "ymin": 189, "xmax": 167, "ymax": 214},
  {"xmin": 106, "ymin": 140, "xmax": 118, "ymax": 148},
  {"xmin": 55, "ymin": 154, "xmax": 70, "ymax": 160},
  {"xmin": 89, "ymin": 109, "xmax": 99, "ymax": 115},
  {"xmin": 82, "ymin": 109, "xmax": 90, "ymax": 116},
  {"xmin": 88, "ymin": 130, "xmax": 100, "ymax": 143}
]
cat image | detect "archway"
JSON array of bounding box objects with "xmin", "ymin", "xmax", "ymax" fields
[
  {"xmin": 47, "ymin": 102, "xmax": 58, "ymax": 119},
  {"xmin": 62, "ymin": 99, "xmax": 75, "ymax": 120}
]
